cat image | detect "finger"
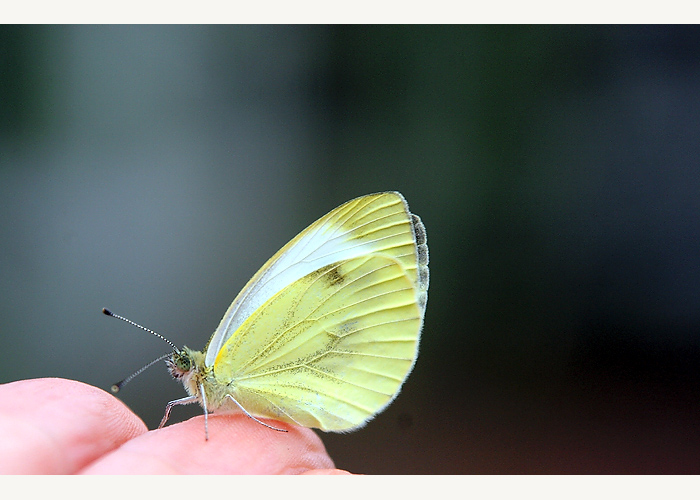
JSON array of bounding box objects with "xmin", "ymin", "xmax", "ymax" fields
[
  {"xmin": 80, "ymin": 412, "xmax": 342, "ymax": 474},
  {"xmin": 0, "ymin": 378, "xmax": 147, "ymax": 474}
]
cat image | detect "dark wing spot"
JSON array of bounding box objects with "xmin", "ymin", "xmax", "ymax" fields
[{"xmin": 321, "ymin": 264, "xmax": 345, "ymax": 286}]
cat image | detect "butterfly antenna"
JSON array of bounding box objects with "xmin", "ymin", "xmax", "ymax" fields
[
  {"xmin": 111, "ymin": 353, "xmax": 172, "ymax": 393},
  {"xmin": 103, "ymin": 308, "xmax": 181, "ymax": 393},
  {"xmin": 102, "ymin": 308, "xmax": 180, "ymax": 352}
]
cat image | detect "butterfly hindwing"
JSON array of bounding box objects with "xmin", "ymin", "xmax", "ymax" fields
[{"xmin": 213, "ymin": 253, "xmax": 421, "ymax": 431}]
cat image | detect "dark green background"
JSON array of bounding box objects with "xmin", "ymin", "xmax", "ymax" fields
[{"xmin": 2, "ymin": 25, "xmax": 700, "ymax": 473}]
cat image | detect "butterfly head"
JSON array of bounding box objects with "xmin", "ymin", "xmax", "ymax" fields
[
  {"xmin": 166, "ymin": 347, "xmax": 204, "ymax": 381},
  {"xmin": 165, "ymin": 346, "xmax": 208, "ymax": 391}
]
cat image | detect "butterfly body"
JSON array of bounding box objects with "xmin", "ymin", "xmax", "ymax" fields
[{"xmin": 157, "ymin": 192, "xmax": 428, "ymax": 435}]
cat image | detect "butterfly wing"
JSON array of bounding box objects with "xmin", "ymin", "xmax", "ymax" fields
[
  {"xmin": 213, "ymin": 252, "xmax": 424, "ymax": 431},
  {"xmin": 204, "ymin": 191, "xmax": 428, "ymax": 366}
]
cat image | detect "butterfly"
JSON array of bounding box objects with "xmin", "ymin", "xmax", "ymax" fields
[{"xmin": 106, "ymin": 191, "xmax": 429, "ymax": 439}]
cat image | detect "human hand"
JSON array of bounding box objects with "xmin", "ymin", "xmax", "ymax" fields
[{"xmin": 0, "ymin": 378, "xmax": 349, "ymax": 474}]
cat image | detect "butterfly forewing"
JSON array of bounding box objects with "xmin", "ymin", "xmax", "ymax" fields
[{"xmin": 205, "ymin": 192, "xmax": 423, "ymax": 366}]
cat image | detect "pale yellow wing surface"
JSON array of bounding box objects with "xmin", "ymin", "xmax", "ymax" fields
[
  {"xmin": 213, "ymin": 253, "xmax": 422, "ymax": 431},
  {"xmin": 205, "ymin": 192, "xmax": 428, "ymax": 366}
]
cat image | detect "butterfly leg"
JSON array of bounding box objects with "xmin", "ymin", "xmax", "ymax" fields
[
  {"xmin": 198, "ymin": 381, "xmax": 210, "ymax": 441},
  {"xmin": 158, "ymin": 395, "xmax": 198, "ymax": 430},
  {"xmin": 224, "ymin": 394, "xmax": 288, "ymax": 432}
]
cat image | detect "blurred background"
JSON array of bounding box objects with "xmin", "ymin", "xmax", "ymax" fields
[{"xmin": 2, "ymin": 25, "xmax": 700, "ymax": 474}]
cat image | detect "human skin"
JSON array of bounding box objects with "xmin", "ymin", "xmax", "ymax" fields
[{"xmin": 0, "ymin": 378, "xmax": 350, "ymax": 474}]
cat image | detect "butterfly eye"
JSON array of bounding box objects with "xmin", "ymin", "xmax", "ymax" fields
[
  {"xmin": 166, "ymin": 351, "xmax": 192, "ymax": 379},
  {"xmin": 176, "ymin": 352, "xmax": 191, "ymax": 371}
]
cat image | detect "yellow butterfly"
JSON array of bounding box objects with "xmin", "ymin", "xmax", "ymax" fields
[{"xmin": 106, "ymin": 191, "xmax": 428, "ymax": 438}]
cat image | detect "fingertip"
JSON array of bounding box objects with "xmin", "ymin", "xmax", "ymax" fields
[{"xmin": 0, "ymin": 378, "xmax": 147, "ymax": 474}]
